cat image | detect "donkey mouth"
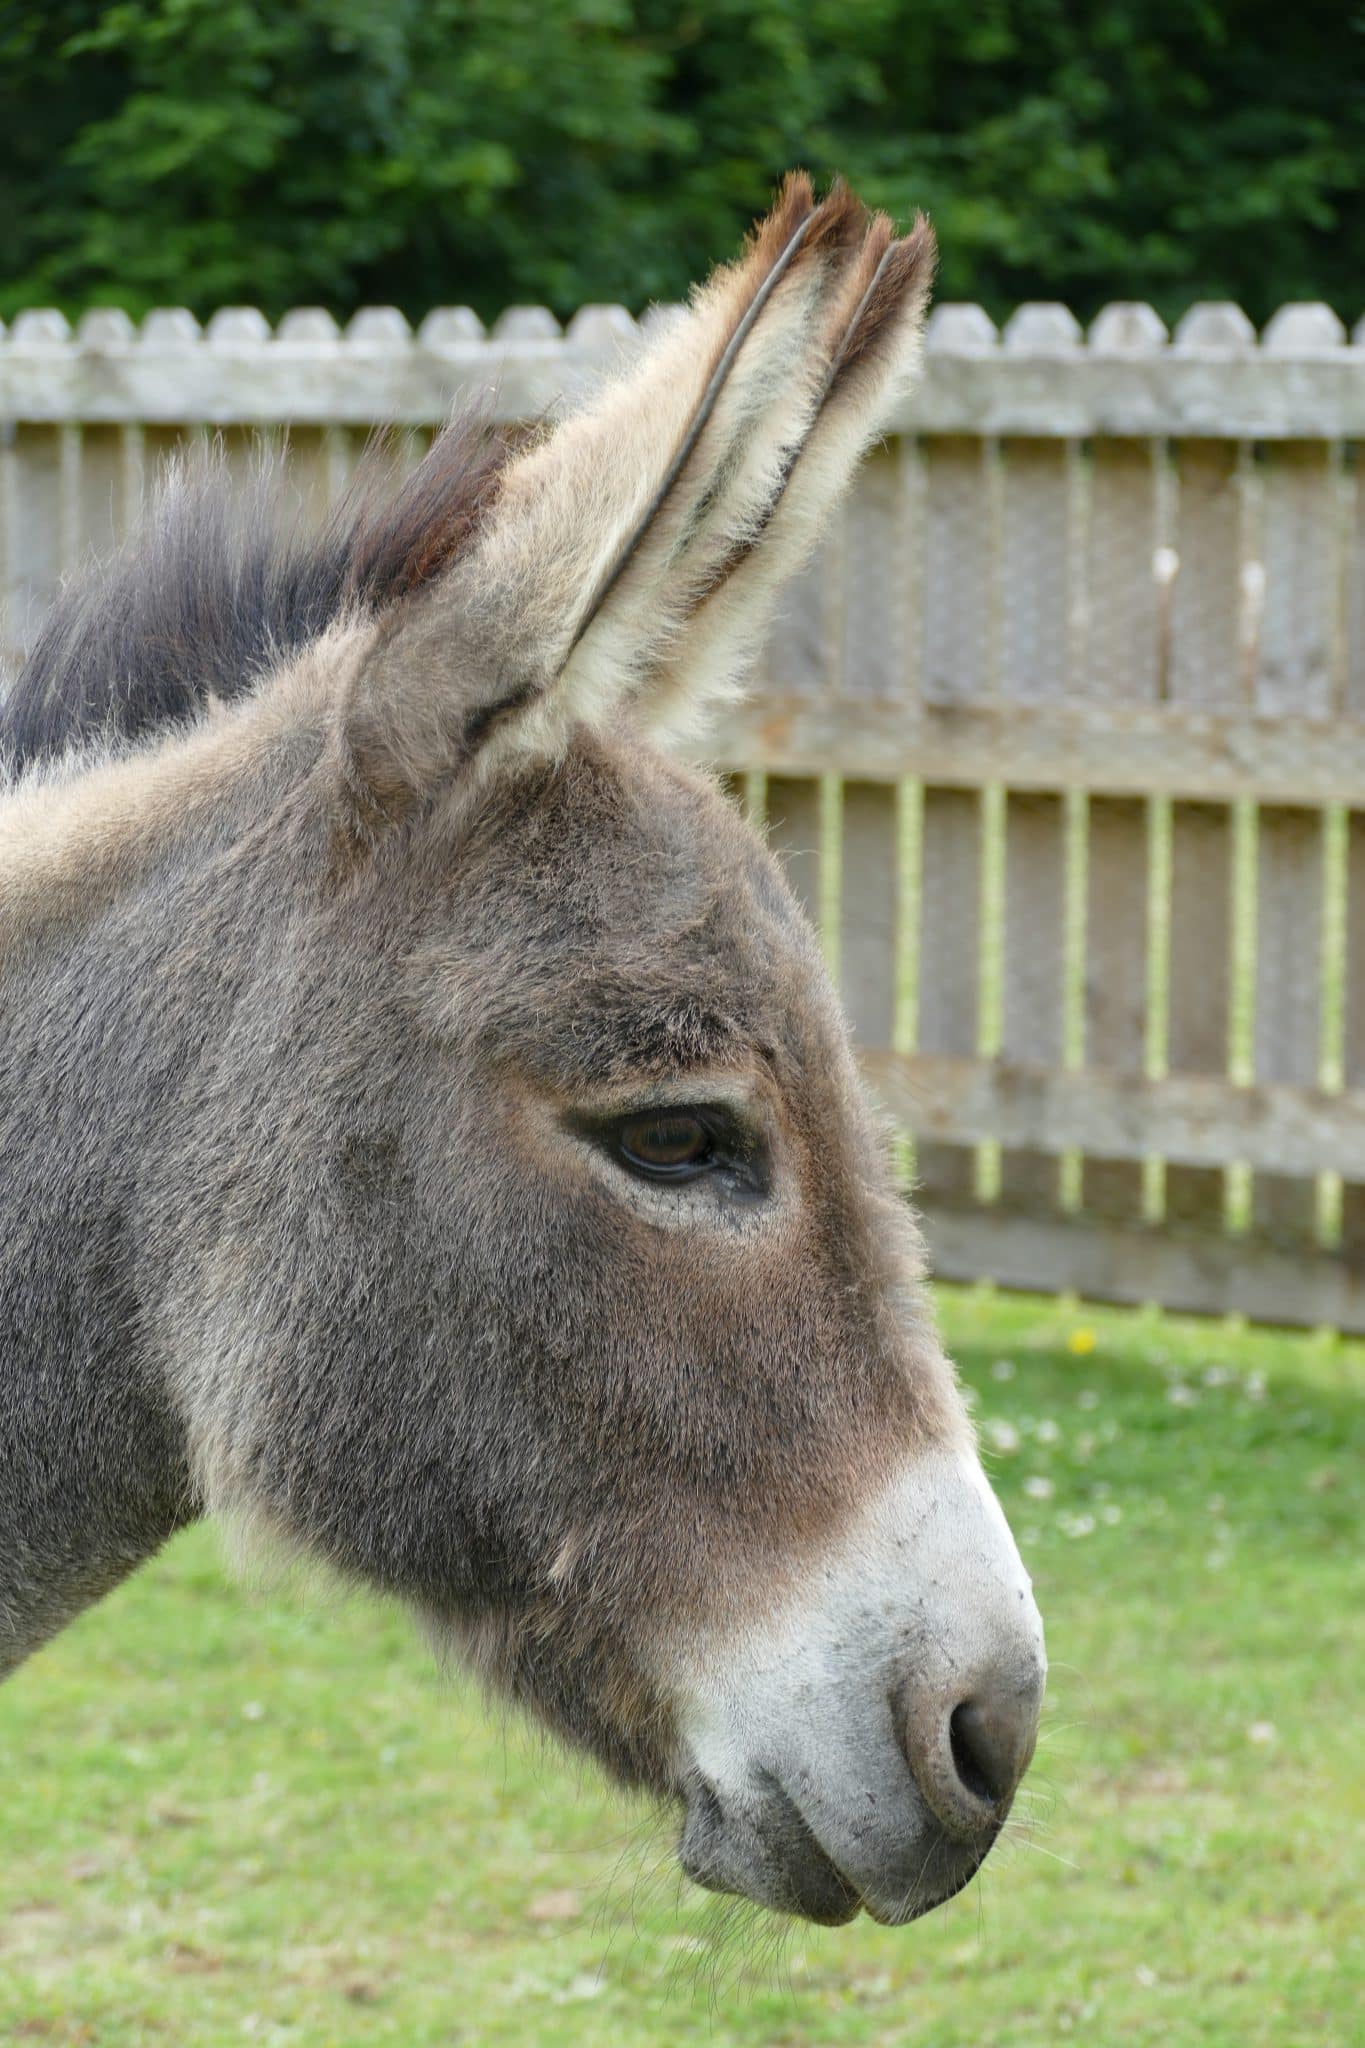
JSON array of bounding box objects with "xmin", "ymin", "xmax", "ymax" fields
[
  {"xmin": 678, "ymin": 1773, "xmax": 994, "ymax": 1929},
  {"xmin": 679, "ymin": 1775, "xmax": 862, "ymax": 1926}
]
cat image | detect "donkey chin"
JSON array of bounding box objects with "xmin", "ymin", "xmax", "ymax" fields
[{"xmin": 667, "ymin": 1454, "xmax": 1045, "ymax": 1927}]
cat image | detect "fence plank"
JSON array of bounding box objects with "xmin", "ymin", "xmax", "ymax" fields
[
  {"xmin": 915, "ymin": 788, "xmax": 982, "ymax": 1203},
  {"xmin": 1346, "ymin": 448, "xmax": 1365, "ymax": 718},
  {"xmin": 995, "ymin": 436, "xmax": 1073, "ymax": 1208},
  {"xmin": 279, "ymin": 424, "xmax": 337, "ymax": 523},
  {"xmin": 765, "ymin": 489, "xmax": 834, "ymax": 957},
  {"xmin": 999, "ymin": 793, "xmax": 1066, "ymax": 1207},
  {"xmin": 1166, "ymin": 803, "xmax": 1233, "ymax": 1234},
  {"xmin": 710, "ymin": 693, "xmax": 1365, "ymax": 806},
  {"xmin": 920, "ymin": 1203, "xmax": 1365, "ymax": 1331},
  {"xmin": 7, "ymin": 427, "xmax": 62, "ymax": 647},
  {"xmin": 0, "ymin": 425, "xmax": 20, "ymax": 671},
  {"xmin": 862, "ymin": 1051, "xmax": 1365, "ymax": 1178},
  {"xmin": 999, "ymin": 439, "xmax": 1073, "ymax": 702},
  {"xmin": 73, "ymin": 424, "xmax": 125, "ymax": 571},
  {"xmin": 920, "ymin": 437, "xmax": 995, "ymax": 705},
  {"xmin": 1082, "ymin": 439, "xmax": 1162, "ymax": 706},
  {"xmin": 769, "ymin": 529, "xmax": 835, "ymax": 703},
  {"xmin": 1082, "ymin": 799, "xmax": 1149, "ymax": 1220},
  {"xmin": 119, "ymin": 422, "xmax": 146, "ymax": 533},
  {"xmin": 1253, "ymin": 807, "xmax": 1324, "ymax": 1244},
  {"xmin": 1340, "ymin": 812, "xmax": 1365, "ymax": 1255},
  {"xmin": 1162, "ymin": 431, "xmax": 1246, "ymax": 1238},
  {"xmin": 1257, "ymin": 443, "xmax": 1340, "ymax": 719},
  {"xmin": 912, "ymin": 432, "xmax": 994, "ymax": 1205},
  {"xmin": 1170, "ymin": 440, "xmax": 1244, "ymax": 709},
  {"xmin": 839, "ymin": 445, "xmax": 907, "ymax": 1052},
  {"xmin": 7, "ymin": 317, "xmax": 1365, "ymax": 437}
]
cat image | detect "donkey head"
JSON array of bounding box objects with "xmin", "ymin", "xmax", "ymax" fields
[{"xmin": 195, "ymin": 177, "xmax": 1044, "ymax": 1927}]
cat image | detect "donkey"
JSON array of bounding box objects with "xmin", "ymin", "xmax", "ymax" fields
[{"xmin": 0, "ymin": 176, "xmax": 1044, "ymax": 1928}]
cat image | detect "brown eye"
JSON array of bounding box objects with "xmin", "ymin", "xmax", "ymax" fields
[
  {"xmin": 571, "ymin": 1100, "xmax": 769, "ymax": 1199},
  {"xmin": 617, "ymin": 1112, "xmax": 714, "ymax": 1177}
]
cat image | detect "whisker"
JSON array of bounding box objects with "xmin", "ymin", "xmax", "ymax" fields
[{"xmin": 1008, "ymin": 1835, "xmax": 1082, "ymax": 1872}]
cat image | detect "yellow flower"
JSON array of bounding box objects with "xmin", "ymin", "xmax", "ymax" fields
[{"xmin": 1068, "ymin": 1326, "xmax": 1097, "ymax": 1356}]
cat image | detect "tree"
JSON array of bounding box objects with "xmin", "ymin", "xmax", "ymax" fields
[{"xmin": 1, "ymin": 1, "xmax": 1359, "ymax": 326}]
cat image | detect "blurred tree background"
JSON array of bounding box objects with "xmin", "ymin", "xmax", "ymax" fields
[{"xmin": 1, "ymin": 0, "xmax": 1359, "ymax": 326}]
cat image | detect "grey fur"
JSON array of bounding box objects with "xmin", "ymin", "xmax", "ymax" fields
[
  {"xmin": 0, "ymin": 178, "xmax": 1041, "ymax": 1928},
  {"xmin": 0, "ymin": 715, "xmax": 951, "ymax": 1781}
]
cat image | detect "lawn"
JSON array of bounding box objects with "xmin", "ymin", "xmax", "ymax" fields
[{"xmin": 2, "ymin": 1288, "xmax": 1361, "ymax": 2047}]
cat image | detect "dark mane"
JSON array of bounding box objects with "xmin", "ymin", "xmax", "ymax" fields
[{"xmin": 0, "ymin": 409, "xmax": 509, "ymax": 774}]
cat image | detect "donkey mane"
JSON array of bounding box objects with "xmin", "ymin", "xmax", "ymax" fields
[{"xmin": 0, "ymin": 410, "xmax": 510, "ymax": 775}]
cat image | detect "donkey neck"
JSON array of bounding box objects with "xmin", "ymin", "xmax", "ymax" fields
[
  {"xmin": 0, "ymin": 997, "xmax": 197, "ymax": 1675},
  {"xmin": 0, "ymin": 641, "xmax": 359, "ymax": 1677}
]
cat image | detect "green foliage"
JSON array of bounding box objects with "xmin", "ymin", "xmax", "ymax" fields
[
  {"xmin": 1, "ymin": 3, "xmax": 1361, "ymax": 325},
  {"xmin": 1, "ymin": 1291, "xmax": 1362, "ymax": 2043}
]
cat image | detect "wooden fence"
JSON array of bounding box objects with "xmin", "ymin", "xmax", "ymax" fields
[{"xmin": 5, "ymin": 295, "xmax": 1365, "ymax": 1328}]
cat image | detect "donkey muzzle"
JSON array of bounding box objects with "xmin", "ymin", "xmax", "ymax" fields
[{"xmin": 671, "ymin": 1451, "xmax": 1045, "ymax": 1925}]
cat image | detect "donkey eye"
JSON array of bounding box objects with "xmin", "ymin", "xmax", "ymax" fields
[
  {"xmin": 570, "ymin": 1101, "xmax": 768, "ymax": 1199},
  {"xmin": 617, "ymin": 1112, "xmax": 714, "ymax": 1178}
]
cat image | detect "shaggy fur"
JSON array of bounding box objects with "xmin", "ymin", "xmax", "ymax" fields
[
  {"xmin": 0, "ymin": 179, "xmax": 1042, "ymax": 1928},
  {"xmin": 0, "ymin": 412, "xmax": 509, "ymax": 774}
]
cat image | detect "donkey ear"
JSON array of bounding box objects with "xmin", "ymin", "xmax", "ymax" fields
[
  {"xmin": 634, "ymin": 210, "xmax": 937, "ymax": 742},
  {"xmin": 335, "ymin": 173, "xmax": 884, "ymax": 837}
]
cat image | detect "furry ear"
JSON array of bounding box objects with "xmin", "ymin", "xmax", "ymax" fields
[
  {"xmin": 334, "ymin": 175, "xmax": 933, "ymax": 841},
  {"xmin": 636, "ymin": 210, "xmax": 936, "ymax": 741}
]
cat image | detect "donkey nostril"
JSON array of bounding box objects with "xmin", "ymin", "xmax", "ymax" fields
[{"xmin": 948, "ymin": 1700, "xmax": 1016, "ymax": 1811}]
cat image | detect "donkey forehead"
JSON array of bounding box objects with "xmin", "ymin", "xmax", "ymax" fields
[{"xmin": 413, "ymin": 735, "xmax": 839, "ymax": 1084}]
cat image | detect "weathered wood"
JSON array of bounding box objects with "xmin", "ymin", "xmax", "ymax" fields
[
  {"xmin": 1253, "ymin": 807, "xmax": 1325, "ymax": 1243},
  {"xmin": 765, "ymin": 472, "xmax": 835, "ymax": 961},
  {"xmin": 860, "ymin": 1049, "xmax": 1365, "ymax": 1179},
  {"xmin": 57, "ymin": 423, "xmax": 83, "ymax": 573},
  {"xmin": 118, "ymin": 420, "xmax": 146, "ymax": 529},
  {"xmin": 838, "ymin": 442, "xmax": 905, "ymax": 704},
  {"xmin": 1346, "ymin": 448, "xmax": 1365, "ymax": 718},
  {"xmin": 841, "ymin": 781, "xmax": 900, "ymax": 1045},
  {"xmin": 998, "ymin": 793, "xmax": 1066, "ymax": 1206},
  {"xmin": 710, "ymin": 693, "xmax": 1365, "ymax": 806},
  {"xmin": 7, "ymin": 425, "xmax": 61, "ymax": 643},
  {"xmin": 1076, "ymin": 430, "xmax": 1162, "ymax": 1225},
  {"xmin": 0, "ymin": 423, "xmax": 19, "ymax": 671},
  {"xmin": 838, "ymin": 448, "xmax": 905, "ymax": 1051},
  {"xmin": 280, "ymin": 424, "xmax": 340, "ymax": 523},
  {"xmin": 1257, "ymin": 443, "xmax": 1341, "ymax": 719},
  {"xmin": 69, "ymin": 423, "xmax": 124, "ymax": 573},
  {"xmin": 915, "ymin": 788, "xmax": 981, "ymax": 1202},
  {"xmin": 1163, "ymin": 427, "xmax": 1249, "ymax": 1238},
  {"xmin": 999, "ymin": 439, "xmax": 1074, "ymax": 702},
  {"xmin": 1081, "ymin": 439, "xmax": 1162, "ymax": 705},
  {"xmin": 768, "ymin": 532, "xmax": 835, "ymax": 702},
  {"xmin": 5, "ymin": 314, "xmax": 1364, "ymax": 437},
  {"xmin": 1169, "ymin": 440, "xmax": 1245, "ymax": 710},
  {"xmin": 993, "ymin": 436, "xmax": 1073, "ymax": 1206},
  {"xmin": 765, "ymin": 780, "xmax": 824, "ymax": 937},
  {"xmin": 919, "ymin": 438, "xmax": 995, "ymax": 705},
  {"xmin": 919, "ymin": 1201, "xmax": 1365, "ymax": 1332},
  {"xmin": 1340, "ymin": 811, "xmax": 1365, "ymax": 1254},
  {"xmin": 1082, "ymin": 798, "xmax": 1149, "ymax": 1221},
  {"xmin": 1166, "ymin": 803, "xmax": 1233, "ymax": 1234}
]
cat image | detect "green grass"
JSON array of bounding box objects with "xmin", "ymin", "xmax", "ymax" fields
[{"xmin": 2, "ymin": 1290, "xmax": 1362, "ymax": 2046}]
